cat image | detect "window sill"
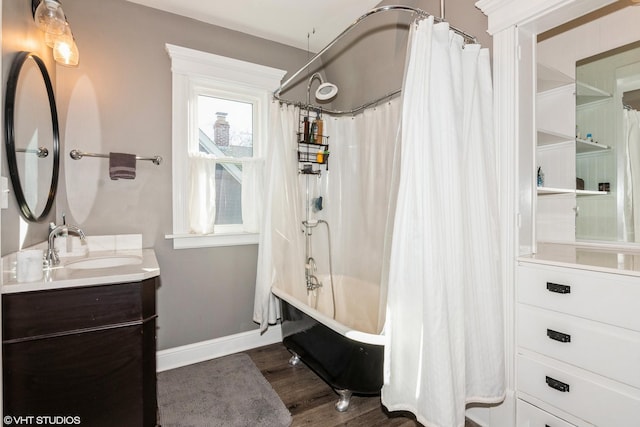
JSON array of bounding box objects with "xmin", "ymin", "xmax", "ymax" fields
[{"xmin": 165, "ymin": 232, "xmax": 259, "ymax": 249}]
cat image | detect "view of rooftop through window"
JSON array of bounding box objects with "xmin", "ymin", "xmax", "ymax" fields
[
  {"xmin": 197, "ymin": 95, "xmax": 254, "ymax": 226},
  {"xmin": 198, "ymin": 95, "xmax": 253, "ymax": 157}
]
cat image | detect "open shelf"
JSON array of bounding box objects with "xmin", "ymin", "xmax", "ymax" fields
[
  {"xmin": 576, "ymin": 81, "xmax": 611, "ymax": 105},
  {"xmin": 576, "ymin": 138, "xmax": 610, "ymax": 153},
  {"xmin": 537, "ymin": 129, "xmax": 574, "ymax": 146},
  {"xmin": 537, "ymin": 186, "xmax": 608, "ymax": 196},
  {"xmin": 537, "ymin": 64, "xmax": 573, "ymax": 92},
  {"xmin": 537, "ymin": 132, "xmax": 610, "ymax": 153},
  {"xmin": 537, "ymin": 187, "xmax": 575, "ymax": 195},
  {"xmin": 576, "ymin": 189, "xmax": 608, "ymax": 196}
]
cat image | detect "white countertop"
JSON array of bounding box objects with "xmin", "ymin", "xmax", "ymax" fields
[
  {"xmin": 518, "ymin": 242, "xmax": 640, "ymax": 277},
  {"xmin": 1, "ymin": 235, "xmax": 160, "ymax": 294}
]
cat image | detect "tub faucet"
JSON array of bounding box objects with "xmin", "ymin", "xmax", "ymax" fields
[
  {"xmin": 46, "ymin": 224, "xmax": 86, "ymax": 266},
  {"xmin": 307, "ymin": 274, "xmax": 322, "ymax": 292},
  {"xmin": 305, "ymin": 257, "xmax": 322, "ymax": 291},
  {"xmin": 306, "ymin": 257, "xmax": 317, "ymax": 274}
]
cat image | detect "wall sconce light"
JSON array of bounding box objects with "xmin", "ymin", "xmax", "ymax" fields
[{"xmin": 31, "ymin": 0, "xmax": 79, "ymax": 67}]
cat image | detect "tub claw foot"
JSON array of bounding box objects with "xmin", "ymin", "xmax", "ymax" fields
[
  {"xmin": 288, "ymin": 353, "xmax": 301, "ymax": 367},
  {"xmin": 335, "ymin": 389, "xmax": 352, "ymax": 412}
]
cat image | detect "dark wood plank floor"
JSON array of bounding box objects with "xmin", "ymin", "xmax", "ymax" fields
[{"xmin": 246, "ymin": 343, "xmax": 482, "ymax": 427}]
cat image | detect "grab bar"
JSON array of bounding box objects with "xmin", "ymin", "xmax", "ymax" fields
[{"xmin": 69, "ymin": 149, "xmax": 162, "ymax": 165}]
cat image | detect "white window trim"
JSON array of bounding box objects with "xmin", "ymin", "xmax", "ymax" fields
[{"xmin": 165, "ymin": 44, "xmax": 286, "ymax": 249}]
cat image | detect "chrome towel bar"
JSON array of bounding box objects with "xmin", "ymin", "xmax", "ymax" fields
[
  {"xmin": 70, "ymin": 149, "xmax": 162, "ymax": 165},
  {"xmin": 16, "ymin": 146, "xmax": 49, "ymax": 158}
]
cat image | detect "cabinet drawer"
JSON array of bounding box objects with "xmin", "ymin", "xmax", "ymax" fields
[
  {"xmin": 517, "ymin": 355, "xmax": 640, "ymax": 426},
  {"xmin": 2, "ymin": 278, "xmax": 157, "ymax": 341},
  {"xmin": 517, "ymin": 263, "xmax": 640, "ymax": 331},
  {"xmin": 516, "ymin": 399, "xmax": 581, "ymax": 427},
  {"xmin": 518, "ymin": 304, "xmax": 640, "ymax": 388}
]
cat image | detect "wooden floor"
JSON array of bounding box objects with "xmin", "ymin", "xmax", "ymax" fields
[{"xmin": 246, "ymin": 343, "xmax": 482, "ymax": 427}]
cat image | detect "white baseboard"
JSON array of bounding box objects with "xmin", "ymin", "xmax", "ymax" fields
[
  {"xmin": 156, "ymin": 324, "xmax": 283, "ymax": 372},
  {"xmin": 466, "ymin": 406, "xmax": 490, "ymax": 426},
  {"xmin": 466, "ymin": 389, "xmax": 516, "ymax": 427}
]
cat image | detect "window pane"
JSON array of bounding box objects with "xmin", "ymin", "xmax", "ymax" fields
[
  {"xmin": 214, "ymin": 162, "xmax": 243, "ymax": 225},
  {"xmin": 198, "ymin": 95, "xmax": 253, "ymax": 158}
]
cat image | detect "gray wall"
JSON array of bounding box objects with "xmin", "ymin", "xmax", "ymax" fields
[
  {"xmin": 321, "ymin": 0, "xmax": 491, "ymax": 111},
  {"xmin": 2, "ymin": 0, "xmax": 489, "ymax": 351}
]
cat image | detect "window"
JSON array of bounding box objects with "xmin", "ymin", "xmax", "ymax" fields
[{"xmin": 165, "ymin": 44, "xmax": 286, "ymax": 249}]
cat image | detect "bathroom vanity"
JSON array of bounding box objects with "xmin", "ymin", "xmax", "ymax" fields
[
  {"xmin": 516, "ymin": 244, "xmax": 640, "ymax": 426},
  {"xmin": 1, "ymin": 237, "xmax": 160, "ymax": 427}
]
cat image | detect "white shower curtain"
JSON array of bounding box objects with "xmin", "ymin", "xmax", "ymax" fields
[
  {"xmin": 253, "ymin": 99, "xmax": 402, "ymax": 331},
  {"xmin": 320, "ymin": 100, "xmax": 402, "ymax": 332},
  {"xmin": 623, "ymin": 109, "xmax": 640, "ymax": 242},
  {"xmin": 253, "ymin": 101, "xmax": 305, "ymax": 330},
  {"xmin": 382, "ymin": 17, "xmax": 505, "ymax": 427}
]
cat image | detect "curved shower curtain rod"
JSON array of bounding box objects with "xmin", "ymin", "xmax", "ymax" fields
[{"xmin": 273, "ymin": 4, "xmax": 478, "ymax": 116}]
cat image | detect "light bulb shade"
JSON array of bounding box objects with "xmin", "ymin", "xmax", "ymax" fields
[
  {"xmin": 44, "ymin": 30, "xmax": 57, "ymax": 48},
  {"xmin": 315, "ymin": 82, "xmax": 339, "ymax": 101},
  {"xmin": 53, "ymin": 34, "xmax": 79, "ymax": 67},
  {"xmin": 44, "ymin": 21, "xmax": 71, "ymax": 48},
  {"xmin": 34, "ymin": 0, "xmax": 66, "ymax": 35}
]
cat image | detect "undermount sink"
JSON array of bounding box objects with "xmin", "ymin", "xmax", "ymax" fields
[{"xmin": 65, "ymin": 255, "xmax": 142, "ymax": 270}]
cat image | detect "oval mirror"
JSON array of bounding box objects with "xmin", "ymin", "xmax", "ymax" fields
[{"xmin": 4, "ymin": 51, "xmax": 60, "ymax": 222}]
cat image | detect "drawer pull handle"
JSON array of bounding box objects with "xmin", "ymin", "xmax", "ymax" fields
[
  {"xmin": 546, "ymin": 376, "xmax": 570, "ymax": 393},
  {"xmin": 546, "ymin": 282, "xmax": 571, "ymax": 294},
  {"xmin": 547, "ymin": 329, "xmax": 571, "ymax": 343}
]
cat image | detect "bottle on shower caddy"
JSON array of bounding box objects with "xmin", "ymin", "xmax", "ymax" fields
[
  {"xmin": 309, "ymin": 121, "xmax": 317, "ymax": 144},
  {"xmin": 316, "ymin": 148, "xmax": 330, "ymax": 164},
  {"xmin": 303, "ymin": 116, "xmax": 310, "ymax": 143},
  {"xmin": 315, "ymin": 116, "xmax": 323, "ymax": 144}
]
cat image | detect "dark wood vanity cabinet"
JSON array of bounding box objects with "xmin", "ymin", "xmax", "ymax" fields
[{"xmin": 2, "ymin": 278, "xmax": 158, "ymax": 427}]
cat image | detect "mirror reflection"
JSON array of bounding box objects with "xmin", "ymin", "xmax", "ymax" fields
[
  {"xmin": 575, "ymin": 42, "xmax": 640, "ymax": 242},
  {"xmin": 5, "ymin": 52, "xmax": 59, "ymax": 222}
]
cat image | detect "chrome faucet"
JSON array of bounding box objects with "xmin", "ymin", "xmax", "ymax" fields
[
  {"xmin": 305, "ymin": 257, "xmax": 322, "ymax": 291},
  {"xmin": 46, "ymin": 224, "xmax": 86, "ymax": 266}
]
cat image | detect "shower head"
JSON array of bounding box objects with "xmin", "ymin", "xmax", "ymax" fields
[
  {"xmin": 315, "ymin": 82, "xmax": 339, "ymax": 101},
  {"xmin": 307, "ymin": 72, "xmax": 338, "ymax": 104}
]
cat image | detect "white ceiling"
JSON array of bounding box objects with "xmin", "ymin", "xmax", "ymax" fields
[{"xmin": 125, "ymin": 0, "xmax": 382, "ymax": 52}]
